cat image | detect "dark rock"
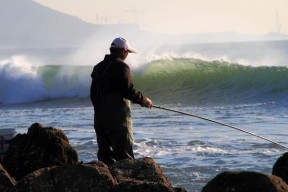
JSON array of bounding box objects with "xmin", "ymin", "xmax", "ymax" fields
[
  {"xmin": 0, "ymin": 163, "xmax": 16, "ymax": 192},
  {"xmin": 109, "ymin": 157, "xmax": 185, "ymax": 192},
  {"xmin": 12, "ymin": 161, "xmax": 116, "ymax": 192},
  {"xmin": 1, "ymin": 123, "xmax": 186, "ymax": 191},
  {"xmin": 2, "ymin": 123, "xmax": 78, "ymax": 180},
  {"xmin": 202, "ymin": 171, "xmax": 288, "ymax": 192},
  {"xmin": 113, "ymin": 182, "xmax": 176, "ymax": 192},
  {"xmin": 6, "ymin": 122, "xmax": 288, "ymax": 192},
  {"xmin": 9, "ymin": 157, "xmax": 186, "ymax": 192},
  {"xmin": 273, "ymin": 152, "xmax": 288, "ymax": 184}
]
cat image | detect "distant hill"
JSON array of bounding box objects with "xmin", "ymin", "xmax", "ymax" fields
[
  {"xmin": 0, "ymin": 0, "xmax": 287, "ymax": 49},
  {"xmin": 0, "ymin": 0, "xmax": 140, "ymax": 48}
]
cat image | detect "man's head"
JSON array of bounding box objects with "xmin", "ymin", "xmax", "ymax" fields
[{"xmin": 110, "ymin": 37, "xmax": 137, "ymax": 60}]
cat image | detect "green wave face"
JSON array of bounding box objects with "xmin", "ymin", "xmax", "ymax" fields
[{"xmin": 133, "ymin": 58, "xmax": 288, "ymax": 105}]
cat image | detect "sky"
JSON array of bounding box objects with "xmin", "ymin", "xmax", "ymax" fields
[{"xmin": 35, "ymin": 0, "xmax": 288, "ymax": 35}]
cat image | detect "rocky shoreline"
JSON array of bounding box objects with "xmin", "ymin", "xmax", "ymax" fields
[{"xmin": 1, "ymin": 123, "xmax": 288, "ymax": 192}]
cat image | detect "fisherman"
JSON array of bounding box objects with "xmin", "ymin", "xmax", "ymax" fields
[{"xmin": 90, "ymin": 37, "xmax": 153, "ymax": 166}]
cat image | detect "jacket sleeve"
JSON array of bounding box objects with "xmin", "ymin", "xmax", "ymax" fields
[{"xmin": 120, "ymin": 63, "xmax": 147, "ymax": 106}]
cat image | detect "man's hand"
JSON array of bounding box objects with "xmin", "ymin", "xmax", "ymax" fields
[{"xmin": 144, "ymin": 97, "xmax": 153, "ymax": 108}]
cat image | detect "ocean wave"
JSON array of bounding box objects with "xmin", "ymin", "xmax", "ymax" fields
[
  {"xmin": 0, "ymin": 56, "xmax": 92, "ymax": 104},
  {"xmin": 135, "ymin": 58, "xmax": 288, "ymax": 105},
  {"xmin": 1, "ymin": 56, "xmax": 288, "ymax": 105}
]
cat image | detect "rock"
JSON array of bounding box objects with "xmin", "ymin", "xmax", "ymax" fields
[
  {"xmin": 202, "ymin": 171, "xmax": 288, "ymax": 192},
  {"xmin": 273, "ymin": 152, "xmax": 288, "ymax": 184},
  {"xmin": 0, "ymin": 163, "xmax": 16, "ymax": 192},
  {"xmin": 109, "ymin": 157, "xmax": 184, "ymax": 192},
  {"xmin": 9, "ymin": 158, "xmax": 185, "ymax": 192},
  {"xmin": 12, "ymin": 161, "xmax": 116, "ymax": 192},
  {"xmin": 2, "ymin": 123, "xmax": 78, "ymax": 180},
  {"xmin": 0, "ymin": 123, "xmax": 186, "ymax": 191},
  {"xmin": 5, "ymin": 122, "xmax": 288, "ymax": 192}
]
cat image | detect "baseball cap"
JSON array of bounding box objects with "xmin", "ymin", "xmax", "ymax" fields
[{"xmin": 110, "ymin": 37, "xmax": 137, "ymax": 53}]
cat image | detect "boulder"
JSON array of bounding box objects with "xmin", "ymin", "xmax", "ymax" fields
[
  {"xmin": 109, "ymin": 157, "xmax": 185, "ymax": 192},
  {"xmin": 10, "ymin": 158, "xmax": 186, "ymax": 192},
  {"xmin": 2, "ymin": 123, "xmax": 78, "ymax": 180},
  {"xmin": 202, "ymin": 171, "xmax": 288, "ymax": 192},
  {"xmin": 273, "ymin": 152, "xmax": 288, "ymax": 184},
  {"xmin": 0, "ymin": 123, "xmax": 186, "ymax": 192},
  {"xmin": 12, "ymin": 161, "xmax": 116, "ymax": 192},
  {"xmin": 5, "ymin": 123, "xmax": 288, "ymax": 192}
]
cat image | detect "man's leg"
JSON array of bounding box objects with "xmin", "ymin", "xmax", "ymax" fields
[
  {"xmin": 95, "ymin": 133, "xmax": 116, "ymax": 166},
  {"xmin": 94, "ymin": 113, "xmax": 116, "ymax": 166},
  {"xmin": 110, "ymin": 116, "xmax": 134, "ymax": 161}
]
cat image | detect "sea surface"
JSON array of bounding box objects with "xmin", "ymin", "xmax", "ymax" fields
[{"xmin": 1, "ymin": 40, "xmax": 288, "ymax": 191}]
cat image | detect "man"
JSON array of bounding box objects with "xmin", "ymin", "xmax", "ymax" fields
[{"xmin": 90, "ymin": 37, "xmax": 153, "ymax": 166}]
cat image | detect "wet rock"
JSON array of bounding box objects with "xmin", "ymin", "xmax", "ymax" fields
[
  {"xmin": 202, "ymin": 171, "xmax": 288, "ymax": 192},
  {"xmin": 2, "ymin": 123, "xmax": 78, "ymax": 180},
  {"xmin": 272, "ymin": 152, "xmax": 288, "ymax": 184},
  {"xmin": 109, "ymin": 157, "xmax": 184, "ymax": 192},
  {"xmin": 0, "ymin": 123, "xmax": 186, "ymax": 192},
  {"xmin": 0, "ymin": 163, "xmax": 16, "ymax": 192},
  {"xmin": 5, "ymin": 123, "xmax": 288, "ymax": 192},
  {"xmin": 12, "ymin": 161, "xmax": 116, "ymax": 192},
  {"xmin": 10, "ymin": 158, "xmax": 186, "ymax": 192}
]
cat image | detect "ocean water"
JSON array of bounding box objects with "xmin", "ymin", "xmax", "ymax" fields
[{"xmin": 1, "ymin": 40, "xmax": 288, "ymax": 191}]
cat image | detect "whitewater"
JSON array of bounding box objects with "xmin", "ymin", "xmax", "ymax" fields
[{"xmin": 1, "ymin": 40, "xmax": 288, "ymax": 191}]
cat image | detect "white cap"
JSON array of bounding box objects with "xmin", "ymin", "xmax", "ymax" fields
[{"xmin": 110, "ymin": 37, "xmax": 137, "ymax": 53}]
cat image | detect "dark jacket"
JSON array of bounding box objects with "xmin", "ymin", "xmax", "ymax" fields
[{"xmin": 90, "ymin": 54, "xmax": 146, "ymax": 107}]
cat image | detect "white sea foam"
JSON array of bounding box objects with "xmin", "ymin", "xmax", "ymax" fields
[
  {"xmin": 0, "ymin": 55, "xmax": 91, "ymax": 104},
  {"xmin": 0, "ymin": 56, "xmax": 45, "ymax": 104}
]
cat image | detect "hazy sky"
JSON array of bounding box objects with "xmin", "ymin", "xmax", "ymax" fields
[{"xmin": 35, "ymin": 0, "xmax": 288, "ymax": 35}]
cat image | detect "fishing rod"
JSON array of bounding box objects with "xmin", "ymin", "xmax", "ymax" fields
[{"xmin": 153, "ymin": 105, "xmax": 288, "ymax": 150}]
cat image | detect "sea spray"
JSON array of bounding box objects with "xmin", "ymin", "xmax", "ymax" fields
[
  {"xmin": 0, "ymin": 56, "xmax": 45, "ymax": 104},
  {"xmin": 38, "ymin": 65, "xmax": 92, "ymax": 98},
  {"xmin": 0, "ymin": 56, "xmax": 92, "ymax": 104}
]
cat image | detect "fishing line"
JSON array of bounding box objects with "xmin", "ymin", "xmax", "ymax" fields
[{"xmin": 153, "ymin": 105, "xmax": 288, "ymax": 150}]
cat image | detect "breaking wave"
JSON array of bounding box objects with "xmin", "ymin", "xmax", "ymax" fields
[{"xmin": 1, "ymin": 56, "xmax": 288, "ymax": 105}]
